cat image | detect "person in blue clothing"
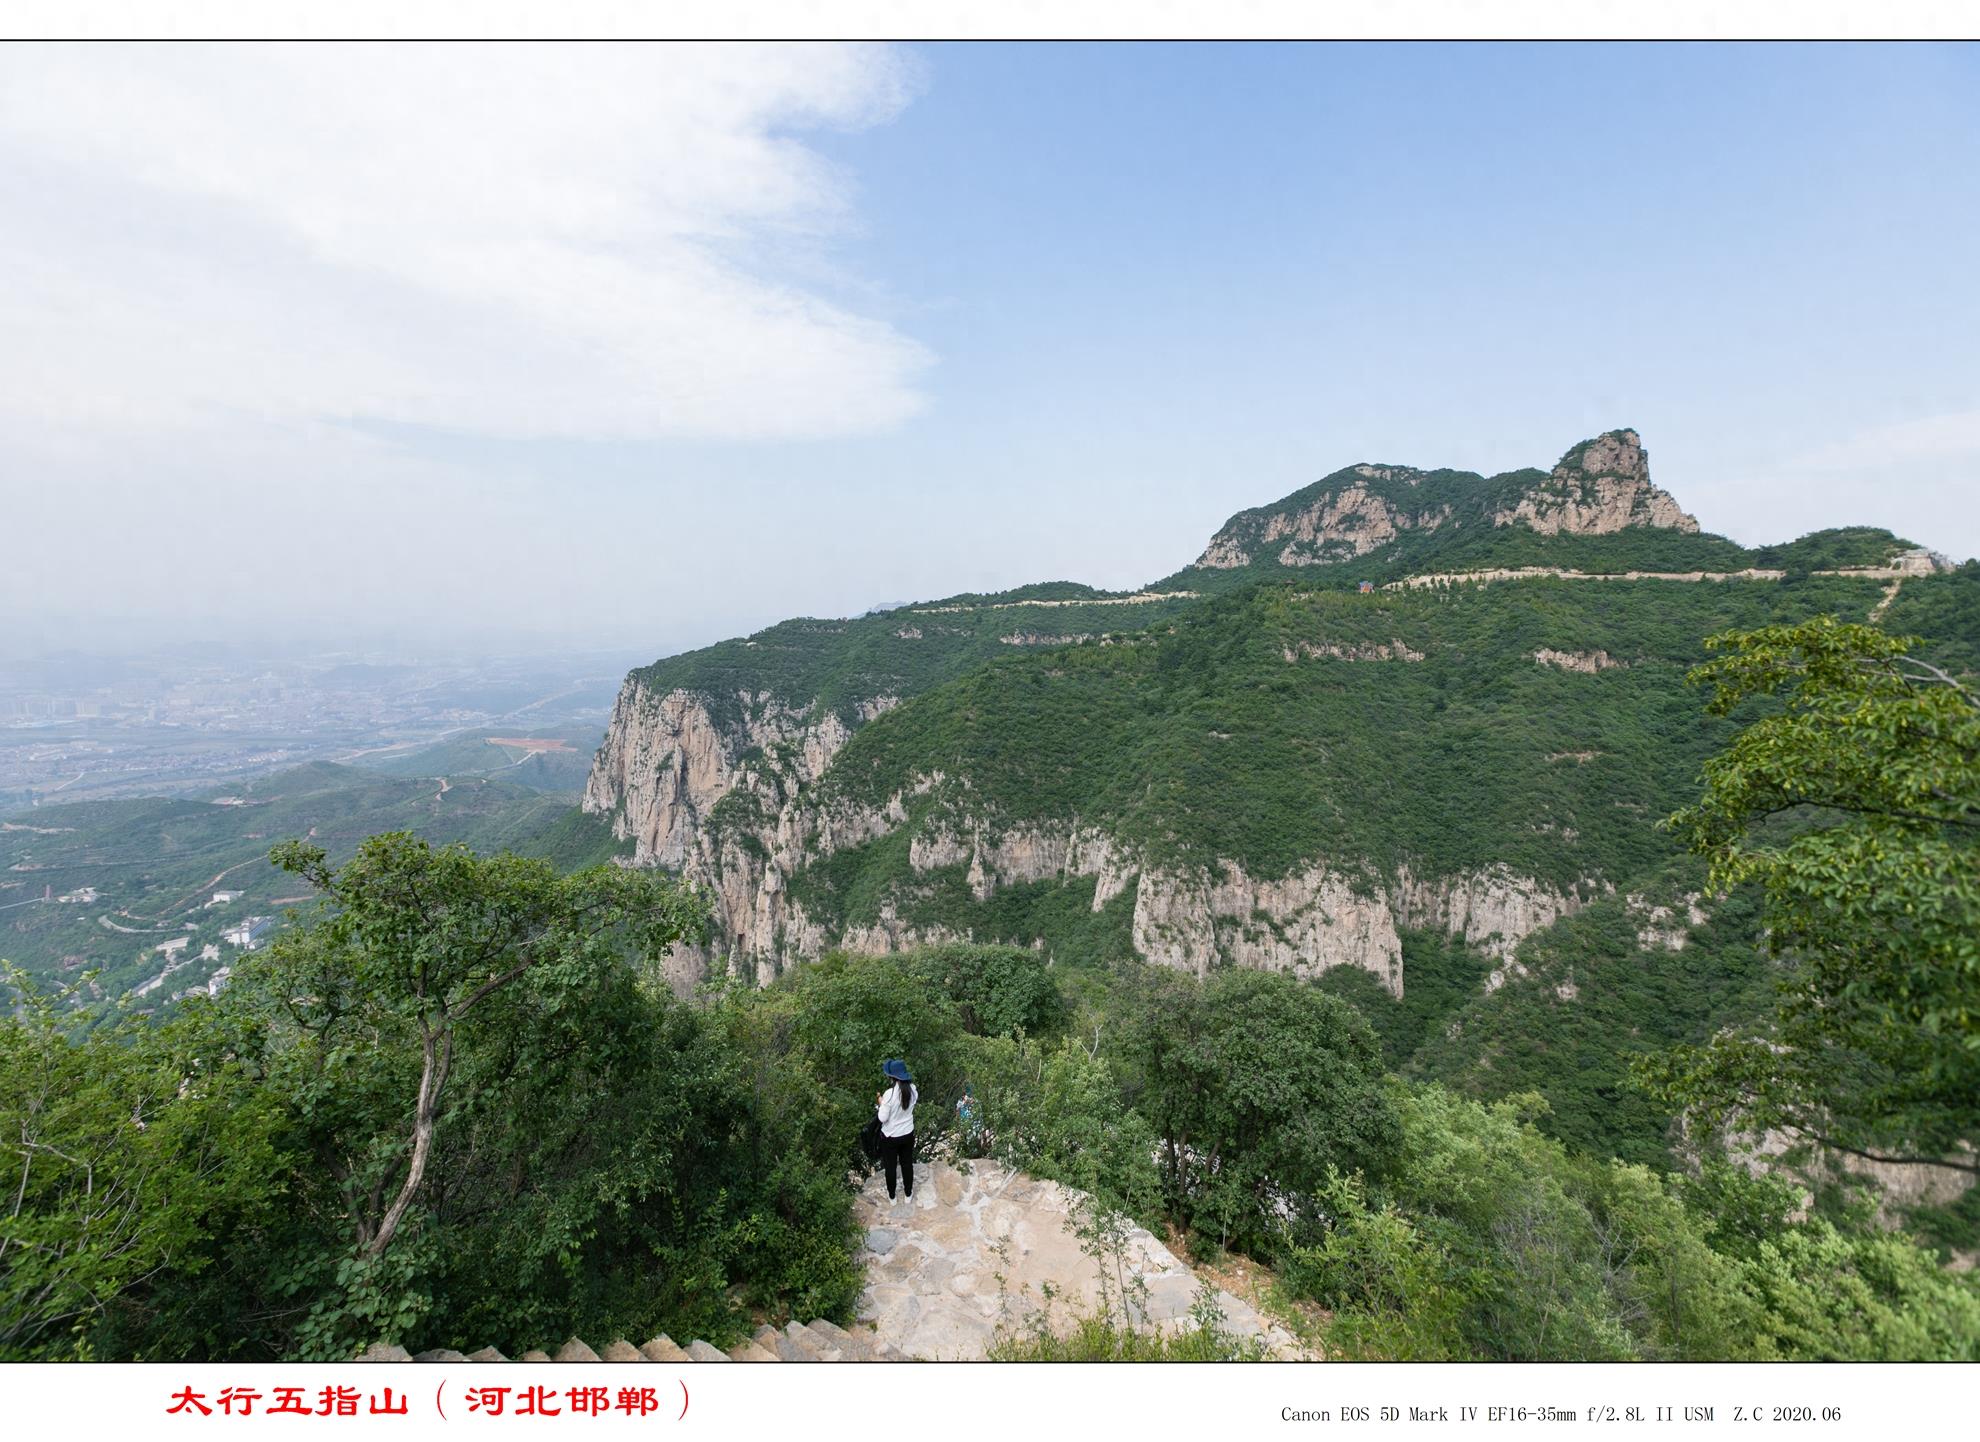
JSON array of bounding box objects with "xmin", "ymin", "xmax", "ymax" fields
[
  {"xmin": 956, "ymin": 1080, "xmax": 984, "ymax": 1157},
  {"xmin": 874, "ymin": 1058, "xmax": 918, "ymax": 1202}
]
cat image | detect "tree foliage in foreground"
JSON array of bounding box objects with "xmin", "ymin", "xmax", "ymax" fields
[
  {"xmin": 1286, "ymin": 1086, "xmax": 1980, "ymax": 1361},
  {"xmin": 1, "ymin": 836, "xmax": 870, "ymax": 1360},
  {"xmin": 4, "ymin": 802, "xmax": 1976, "ymax": 1361},
  {"xmin": 1639, "ymin": 617, "xmax": 1979, "ymax": 1177}
]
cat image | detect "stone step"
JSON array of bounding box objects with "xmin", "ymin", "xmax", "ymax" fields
[
  {"xmin": 855, "ymin": 1329, "xmax": 901, "ymax": 1359},
  {"xmin": 784, "ymin": 1320, "xmax": 839, "ymax": 1360},
  {"xmin": 774, "ymin": 1324, "xmax": 826, "ymax": 1361},
  {"xmin": 755, "ymin": 1325, "xmax": 810, "ymax": 1362},
  {"xmin": 798, "ymin": 1321, "xmax": 852, "ymax": 1360},
  {"xmin": 361, "ymin": 1320, "xmax": 894, "ymax": 1366}
]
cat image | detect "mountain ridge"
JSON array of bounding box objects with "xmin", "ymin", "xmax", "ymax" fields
[{"xmin": 581, "ymin": 430, "xmax": 1966, "ymax": 1009}]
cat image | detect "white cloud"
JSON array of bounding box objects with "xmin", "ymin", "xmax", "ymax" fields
[
  {"xmin": 1782, "ymin": 407, "xmax": 1980, "ymax": 474},
  {"xmin": 0, "ymin": 42, "xmax": 930, "ymax": 441}
]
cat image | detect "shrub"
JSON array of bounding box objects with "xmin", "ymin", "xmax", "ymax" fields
[
  {"xmin": 956, "ymin": 1031, "xmax": 1162, "ymax": 1223},
  {"xmin": 1129, "ymin": 969, "xmax": 1400, "ymax": 1255},
  {"xmin": 910, "ymin": 943, "xmax": 1065, "ymax": 1039}
]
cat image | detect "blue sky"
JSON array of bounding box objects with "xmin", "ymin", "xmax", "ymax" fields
[{"xmin": 4, "ymin": 42, "xmax": 1976, "ymax": 657}]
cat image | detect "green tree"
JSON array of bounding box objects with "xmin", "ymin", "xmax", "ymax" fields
[
  {"xmin": 259, "ymin": 834, "xmax": 707, "ymax": 1264},
  {"xmin": 1640, "ymin": 617, "xmax": 1979, "ymax": 1178},
  {"xmin": 1128, "ymin": 968, "xmax": 1399, "ymax": 1254},
  {"xmin": 955, "ymin": 1030, "xmax": 1162, "ymax": 1222},
  {"xmin": 911, "ymin": 942, "xmax": 1065, "ymax": 1039},
  {"xmin": 765, "ymin": 949, "xmax": 966, "ymax": 1163},
  {"xmin": 0, "ymin": 972, "xmax": 282, "ymax": 1359}
]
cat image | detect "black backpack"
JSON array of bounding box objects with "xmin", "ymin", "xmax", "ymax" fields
[{"xmin": 858, "ymin": 1116, "xmax": 884, "ymax": 1162}]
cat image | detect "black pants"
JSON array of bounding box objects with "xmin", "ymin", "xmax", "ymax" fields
[{"xmin": 881, "ymin": 1130, "xmax": 915, "ymax": 1198}]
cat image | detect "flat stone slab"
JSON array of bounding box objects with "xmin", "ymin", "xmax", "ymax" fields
[{"xmin": 851, "ymin": 1159, "xmax": 1303, "ymax": 1360}]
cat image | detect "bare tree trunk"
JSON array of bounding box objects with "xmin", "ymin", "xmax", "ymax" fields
[{"xmin": 364, "ymin": 1028, "xmax": 452, "ymax": 1260}]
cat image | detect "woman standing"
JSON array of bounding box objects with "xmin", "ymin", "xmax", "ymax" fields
[{"xmin": 875, "ymin": 1059, "xmax": 918, "ymax": 1203}]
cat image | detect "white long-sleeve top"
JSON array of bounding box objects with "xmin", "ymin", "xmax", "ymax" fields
[{"xmin": 876, "ymin": 1083, "xmax": 918, "ymax": 1138}]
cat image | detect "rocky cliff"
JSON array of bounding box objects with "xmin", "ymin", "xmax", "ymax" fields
[
  {"xmin": 583, "ymin": 687, "xmax": 1603, "ymax": 998},
  {"xmin": 1191, "ymin": 429, "xmax": 1697, "ymax": 575},
  {"xmin": 1489, "ymin": 429, "xmax": 1698, "ymax": 536},
  {"xmin": 581, "ymin": 426, "xmax": 1950, "ymax": 1001}
]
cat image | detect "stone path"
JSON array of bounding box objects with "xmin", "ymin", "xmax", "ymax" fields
[
  {"xmin": 363, "ymin": 1158, "xmax": 1307, "ymax": 1363},
  {"xmin": 852, "ymin": 1158, "xmax": 1302, "ymax": 1359}
]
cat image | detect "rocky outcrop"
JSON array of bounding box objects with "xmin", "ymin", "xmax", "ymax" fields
[
  {"xmin": 1890, "ymin": 547, "xmax": 1952, "ymax": 576},
  {"xmin": 1727, "ymin": 1130, "xmax": 1976, "ymax": 1270},
  {"xmin": 1492, "ymin": 430, "xmax": 1699, "ymax": 536},
  {"xmin": 1629, "ymin": 891, "xmax": 1709, "ymax": 951},
  {"xmin": 1533, "ymin": 647, "xmax": 1625, "ymax": 672},
  {"xmin": 1393, "ymin": 863, "xmax": 1599, "ymax": 990},
  {"xmin": 586, "ymin": 687, "xmax": 1593, "ymax": 995},
  {"xmin": 855, "ymin": 1159, "xmax": 1303, "ymax": 1358},
  {"xmin": 582, "ymin": 680, "xmax": 897, "ymax": 871},
  {"xmin": 1196, "ymin": 476, "xmax": 1451, "ymax": 570},
  {"xmin": 1284, "ymin": 638, "xmax": 1425, "ymax": 663},
  {"xmin": 1129, "ymin": 861, "xmax": 1405, "ymax": 994},
  {"xmin": 1195, "ymin": 429, "xmax": 1704, "ymax": 573},
  {"xmin": 1389, "ymin": 565, "xmax": 1783, "ymax": 590}
]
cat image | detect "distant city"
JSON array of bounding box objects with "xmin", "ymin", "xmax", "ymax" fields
[{"xmin": 0, "ymin": 645, "xmax": 643, "ymax": 808}]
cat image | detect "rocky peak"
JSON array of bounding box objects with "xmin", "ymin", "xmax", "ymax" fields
[
  {"xmin": 1493, "ymin": 429, "xmax": 1699, "ymax": 536},
  {"xmin": 1193, "ymin": 465, "xmax": 1450, "ymax": 570},
  {"xmin": 1192, "ymin": 429, "xmax": 1701, "ymax": 573}
]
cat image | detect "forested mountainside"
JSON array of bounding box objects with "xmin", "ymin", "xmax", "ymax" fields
[
  {"xmin": 580, "ymin": 430, "xmax": 1975, "ymax": 1195},
  {"xmin": 583, "ymin": 431, "xmax": 1960, "ymax": 986},
  {"xmin": 8, "ymin": 431, "xmax": 1976, "ymax": 1365}
]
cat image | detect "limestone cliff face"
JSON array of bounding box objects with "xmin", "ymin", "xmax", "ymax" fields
[
  {"xmin": 1491, "ymin": 429, "xmax": 1698, "ymax": 536},
  {"xmin": 1533, "ymin": 647, "xmax": 1625, "ymax": 673},
  {"xmin": 1196, "ymin": 466, "xmax": 1452, "ymax": 570},
  {"xmin": 1285, "ymin": 638, "xmax": 1425, "ymax": 663},
  {"xmin": 586, "ymin": 686, "xmax": 1593, "ymax": 997},
  {"xmin": 582, "ymin": 679, "xmax": 868, "ymax": 870}
]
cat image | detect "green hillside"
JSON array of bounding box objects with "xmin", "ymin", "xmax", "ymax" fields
[
  {"xmin": 629, "ymin": 584, "xmax": 1203, "ymax": 730},
  {"xmin": 587, "ymin": 431, "xmax": 1974, "ymax": 1180},
  {"xmin": 0, "ymin": 763, "xmax": 622, "ymax": 1015},
  {"xmin": 352, "ymin": 725, "xmax": 603, "ymax": 794},
  {"xmin": 672, "ymin": 561, "xmax": 1975, "ymax": 1171},
  {"xmin": 795, "ymin": 572, "xmax": 1917, "ymax": 891},
  {"xmin": 620, "ymin": 435, "xmax": 1928, "ymax": 742}
]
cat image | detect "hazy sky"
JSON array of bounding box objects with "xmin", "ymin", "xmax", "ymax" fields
[{"xmin": 5, "ymin": 42, "xmax": 1977, "ymax": 662}]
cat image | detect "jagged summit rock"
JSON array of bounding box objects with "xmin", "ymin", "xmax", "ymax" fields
[
  {"xmin": 1194, "ymin": 428, "xmax": 1697, "ymax": 571},
  {"xmin": 1492, "ymin": 430, "xmax": 1699, "ymax": 537},
  {"xmin": 1193, "ymin": 460, "xmax": 1452, "ymax": 570}
]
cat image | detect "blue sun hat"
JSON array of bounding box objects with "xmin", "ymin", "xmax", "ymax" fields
[{"xmin": 883, "ymin": 1059, "xmax": 912, "ymax": 1081}]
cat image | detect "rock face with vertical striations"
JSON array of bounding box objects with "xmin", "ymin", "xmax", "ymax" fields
[{"xmin": 1490, "ymin": 430, "xmax": 1698, "ymax": 536}]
